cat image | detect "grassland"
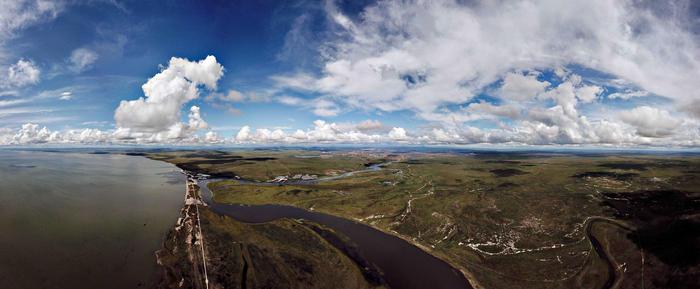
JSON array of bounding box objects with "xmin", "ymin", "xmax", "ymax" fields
[
  {"xmin": 198, "ymin": 209, "xmax": 385, "ymax": 289},
  {"xmin": 149, "ymin": 150, "xmax": 700, "ymax": 289}
]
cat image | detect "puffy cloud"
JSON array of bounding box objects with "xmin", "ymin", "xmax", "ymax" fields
[
  {"xmin": 576, "ymin": 85, "xmax": 603, "ymax": 103},
  {"xmin": 68, "ymin": 48, "xmax": 98, "ymax": 73},
  {"xmin": 269, "ymin": 0, "xmax": 700, "ymax": 146},
  {"xmin": 187, "ymin": 106, "xmax": 207, "ymax": 130},
  {"xmin": 0, "ymin": 123, "xmax": 113, "ymax": 145},
  {"xmin": 235, "ymin": 125, "xmax": 251, "ymax": 142},
  {"xmin": 113, "ymin": 55, "xmax": 223, "ymax": 142},
  {"xmin": 232, "ymin": 120, "xmax": 390, "ymax": 144},
  {"xmin": 2, "ymin": 116, "xmax": 699, "ymax": 146},
  {"xmin": 0, "ymin": 1, "xmax": 61, "ymax": 88},
  {"xmin": 2, "ymin": 59, "xmax": 40, "ymax": 88},
  {"xmin": 9, "ymin": 123, "xmax": 54, "ymax": 144},
  {"xmin": 204, "ymin": 131, "xmax": 222, "ymax": 143},
  {"xmin": 498, "ymin": 72, "xmax": 549, "ymax": 101},
  {"xmin": 388, "ymin": 127, "xmax": 408, "ymax": 141},
  {"xmin": 619, "ymin": 106, "xmax": 682, "ymax": 137}
]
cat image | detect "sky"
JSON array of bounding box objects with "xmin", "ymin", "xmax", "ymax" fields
[{"xmin": 1, "ymin": 0, "xmax": 699, "ymax": 147}]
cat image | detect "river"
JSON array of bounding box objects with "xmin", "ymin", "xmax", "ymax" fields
[
  {"xmin": 0, "ymin": 150, "xmax": 184, "ymax": 289},
  {"xmin": 198, "ymin": 177, "xmax": 473, "ymax": 289}
]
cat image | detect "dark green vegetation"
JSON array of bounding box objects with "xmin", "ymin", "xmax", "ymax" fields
[
  {"xmin": 149, "ymin": 150, "xmax": 700, "ymax": 289},
  {"xmin": 202, "ymin": 209, "xmax": 384, "ymax": 289},
  {"xmin": 156, "ymin": 208, "xmax": 384, "ymax": 289}
]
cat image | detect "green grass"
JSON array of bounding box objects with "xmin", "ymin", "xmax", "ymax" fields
[
  {"xmin": 151, "ymin": 150, "xmax": 700, "ymax": 289},
  {"xmin": 199, "ymin": 208, "xmax": 386, "ymax": 289}
]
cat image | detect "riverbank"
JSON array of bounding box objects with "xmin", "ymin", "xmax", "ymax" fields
[
  {"xmin": 197, "ymin": 177, "xmax": 472, "ymax": 289},
  {"xmin": 155, "ymin": 170, "xmax": 387, "ymax": 289},
  {"xmin": 145, "ymin": 149, "xmax": 700, "ymax": 289}
]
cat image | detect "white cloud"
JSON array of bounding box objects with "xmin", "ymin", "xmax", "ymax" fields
[
  {"xmin": 207, "ymin": 89, "xmax": 246, "ymax": 102},
  {"xmin": 59, "ymin": 91, "xmax": 72, "ymax": 100},
  {"xmin": 8, "ymin": 123, "xmax": 54, "ymax": 144},
  {"xmin": 269, "ymin": 0, "xmax": 700, "ymax": 146},
  {"xmin": 0, "ymin": 1, "xmax": 62, "ymax": 86},
  {"xmin": 607, "ymin": 90, "xmax": 649, "ymax": 100},
  {"xmin": 312, "ymin": 98, "xmax": 340, "ymax": 117},
  {"xmin": 235, "ymin": 125, "xmax": 251, "ymax": 142},
  {"xmin": 576, "ymin": 85, "xmax": 603, "ymax": 103},
  {"xmin": 277, "ymin": 95, "xmax": 304, "ymax": 106},
  {"xmin": 204, "ymin": 131, "xmax": 222, "ymax": 143},
  {"xmin": 2, "ymin": 59, "xmax": 40, "ymax": 88},
  {"xmin": 619, "ymin": 106, "xmax": 682, "ymax": 137},
  {"xmin": 2, "ymin": 115, "xmax": 699, "ymax": 147},
  {"xmin": 220, "ymin": 89, "xmax": 245, "ymax": 102},
  {"xmin": 113, "ymin": 55, "xmax": 223, "ymax": 142},
  {"xmin": 355, "ymin": 119, "xmax": 384, "ymax": 132},
  {"xmin": 0, "ymin": 0, "xmax": 63, "ymax": 41},
  {"xmin": 187, "ymin": 105, "xmax": 207, "ymax": 130},
  {"xmin": 498, "ymin": 72, "xmax": 549, "ymax": 101},
  {"xmin": 388, "ymin": 127, "xmax": 408, "ymax": 140},
  {"xmin": 68, "ymin": 48, "xmax": 98, "ymax": 73}
]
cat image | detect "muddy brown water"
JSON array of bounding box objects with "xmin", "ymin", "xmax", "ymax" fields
[{"xmin": 199, "ymin": 179, "xmax": 472, "ymax": 289}]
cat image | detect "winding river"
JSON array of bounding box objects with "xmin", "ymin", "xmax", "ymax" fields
[{"xmin": 197, "ymin": 166, "xmax": 472, "ymax": 289}]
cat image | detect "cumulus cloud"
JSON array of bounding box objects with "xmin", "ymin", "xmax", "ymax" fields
[
  {"xmin": 113, "ymin": 55, "xmax": 223, "ymax": 142},
  {"xmin": 269, "ymin": 0, "xmax": 700, "ymax": 146},
  {"xmin": 498, "ymin": 72, "xmax": 549, "ymax": 101},
  {"xmin": 388, "ymin": 127, "xmax": 408, "ymax": 141},
  {"xmin": 8, "ymin": 123, "xmax": 54, "ymax": 144},
  {"xmin": 68, "ymin": 48, "xmax": 98, "ymax": 73},
  {"xmin": 235, "ymin": 125, "xmax": 251, "ymax": 142},
  {"xmin": 1, "ymin": 115, "xmax": 698, "ymax": 146},
  {"xmin": 0, "ymin": 1, "xmax": 61, "ymax": 87},
  {"xmin": 231, "ymin": 120, "xmax": 402, "ymax": 144},
  {"xmin": 576, "ymin": 85, "xmax": 603, "ymax": 103},
  {"xmin": 619, "ymin": 106, "xmax": 682, "ymax": 137},
  {"xmin": 187, "ymin": 105, "xmax": 207, "ymax": 130},
  {"xmin": 2, "ymin": 59, "xmax": 40, "ymax": 88}
]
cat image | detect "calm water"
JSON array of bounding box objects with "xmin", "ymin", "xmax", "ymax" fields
[{"xmin": 0, "ymin": 151, "xmax": 184, "ymax": 289}]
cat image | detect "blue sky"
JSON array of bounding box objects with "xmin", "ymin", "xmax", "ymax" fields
[{"xmin": 1, "ymin": 0, "xmax": 699, "ymax": 146}]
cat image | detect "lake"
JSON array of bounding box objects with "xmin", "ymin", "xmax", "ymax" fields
[{"xmin": 0, "ymin": 150, "xmax": 184, "ymax": 289}]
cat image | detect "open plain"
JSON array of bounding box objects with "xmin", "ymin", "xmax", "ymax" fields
[{"xmin": 148, "ymin": 149, "xmax": 700, "ymax": 289}]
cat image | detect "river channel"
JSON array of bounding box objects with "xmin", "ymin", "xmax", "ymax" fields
[{"xmin": 197, "ymin": 166, "xmax": 473, "ymax": 289}]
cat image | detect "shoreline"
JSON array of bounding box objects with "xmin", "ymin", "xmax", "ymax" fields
[
  {"xmin": 149, "ymin": 154, "xmax": 627, "ymax": 289},
  {"xmin": 192, "ymin": 174, "xmax": 476, "ymax": 289}
]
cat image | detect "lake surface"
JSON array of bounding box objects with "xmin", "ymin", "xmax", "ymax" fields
[
  {"xmin": 199, "ymin": 179, "xmax": 472, "ymax": 289},
  {"xmin": 0, "ymin": 150, "xmax": 184, "ymax": 289}
]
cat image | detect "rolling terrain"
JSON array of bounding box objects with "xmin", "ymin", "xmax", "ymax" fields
[{"xmin": 148, "ymin": 149, "xmax": 700, "ymax": 289}]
